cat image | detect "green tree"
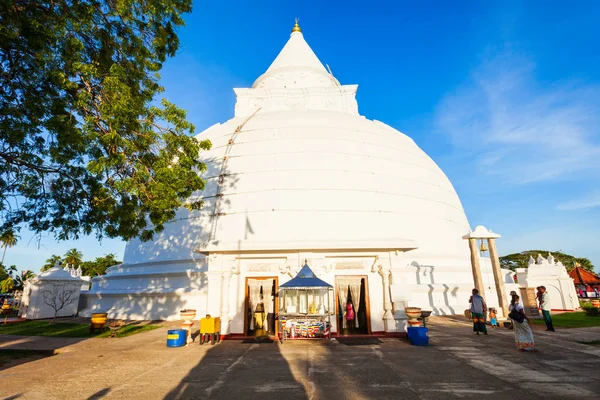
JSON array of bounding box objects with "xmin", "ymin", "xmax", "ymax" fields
[
  {"xmin": 0, "ymin": 229, "xmax": 19, "ymax": 264},
  {"xmin": 63, "ymin": 248, "xmax": 83, "ymax": 267},
  {"xmin": 81, "ymin": 254, "xmax": 120, "ymax": 276},
  {"xmin": 0, "ymin": 263, "xmax": 8, "ymax": 282},
  {"xmin": 41, "ymin": 254, "xmax": 63, "ymax": 272},
  {"xmin": 0, "ymin": 0, "xmax": 211, "ymax": 243},
  {"xmin": 500, "ymin": 250, "xmax": 595, "ymax": 272},
  {"xmin": 0, "ymin": 264, "xmax": 19, "ymax": 292},
  {"xmin": 1, "ymin": 277, "xmax": 14, "ymax": 293}
]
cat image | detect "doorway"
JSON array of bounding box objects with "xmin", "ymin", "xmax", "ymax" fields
[
  {"xmin": 336, "ymin": 276, "xmax": 370, "ymax": 335},
  {"xmin": 244, "ymin": 277, "xmax": 278, "ymax": 337}
]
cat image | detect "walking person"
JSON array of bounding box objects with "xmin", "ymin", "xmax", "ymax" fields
[
  {"xmin": 508, "ymin": 295, "xmax": 535, "ymax": 351},
  {"xmin": 469, "ymin": 288, "xmax": 487, "ymax": 335},
  {"xmin": 539, "ymin": 286, "xmax": 555, "ymax": 331}
]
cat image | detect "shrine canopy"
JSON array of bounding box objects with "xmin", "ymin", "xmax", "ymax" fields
[
  {"xmin": 280, "ymin": 262, "xmax": 332, "ymax": 289},
  {"xmin": 568, "ymin": 267, "xmax": 600, "ymax": 285}
]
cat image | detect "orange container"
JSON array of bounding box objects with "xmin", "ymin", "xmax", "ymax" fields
[{"xmin": 91, "ymin": 312, "xmax": 108, "ymax": 325}]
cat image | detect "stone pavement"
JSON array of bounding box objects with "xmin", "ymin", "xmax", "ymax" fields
[{"xmin": 0, "ymin": 316, "xmax": 598, "ymax": 400}]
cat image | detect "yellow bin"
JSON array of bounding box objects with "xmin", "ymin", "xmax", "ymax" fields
[
  {"xmin": 199, "ymin": 315, "xmax": 221, "ymax": 345},
  {"xmin": 90, "ymin": 312, "xmax": 108, "ymax": 334}
]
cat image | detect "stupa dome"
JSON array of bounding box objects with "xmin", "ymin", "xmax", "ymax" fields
[{"xmin": 123, "ymin": 26, "xmax": 470, "ymax": 266}]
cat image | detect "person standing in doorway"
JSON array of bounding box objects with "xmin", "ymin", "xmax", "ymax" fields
[
  {"xmin": 539, "ymin": 286, "xmax": 555, "ymax": 332},
  {"xmin": 469, "ymin": 288, "xmax": 487, "ymax": 335},
  {"xmin": 345, "ymin": 301, "xmax": 355, "ymax": 331}
]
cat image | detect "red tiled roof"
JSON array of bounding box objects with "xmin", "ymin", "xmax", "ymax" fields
[{"xmin": 568, "ymin": 267, "xmax": 600, "ymax": 285}]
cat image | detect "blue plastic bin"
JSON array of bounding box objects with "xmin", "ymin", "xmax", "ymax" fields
[
  {"xmin": 167, "ymin": 329, "xmax": 187, "ymax": 347},
  {"xmin": 407, "ymin": 327, "xmax": 429, "ymax": 346}
]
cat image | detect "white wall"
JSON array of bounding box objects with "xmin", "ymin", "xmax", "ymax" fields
[
  {"xmin": 516, "ymin": 264, "xmax": 579, "ymax": 311},
  {"xmin": 25, "ymin": 281, "xmax": 82, "ymax": 320}
]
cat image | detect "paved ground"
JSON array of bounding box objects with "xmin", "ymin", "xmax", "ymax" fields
[{"xmin": 0, "ymin": 316, "xmax": 599, "ymax": 399}]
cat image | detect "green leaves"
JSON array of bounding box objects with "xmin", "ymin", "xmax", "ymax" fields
[
  {"xmin": 41, "ymin": 255, "xmax": 63, "ymax": 272},
  {"xmin": 81, "ymin": 253, "xmax": 120, "ymax": 276},
  {"xmin": 500, "ymin": 250, "xmax": 596, "ymax": 272},
  {"xmin": 0, "ymin": 0, "xmax": 210, "ymax": 242},
  {"xmin": 0, "ymin": 277, "xmax": 14, "ymax": 293}
]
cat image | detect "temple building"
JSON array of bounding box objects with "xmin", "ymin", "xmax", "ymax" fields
[
  {"xmin": 569, "ymin": 266, "xmax": 600, "ymax": 298},
  {"xmin": 80, "ymin": 22, "xmax": 492, "ymax": 336}
]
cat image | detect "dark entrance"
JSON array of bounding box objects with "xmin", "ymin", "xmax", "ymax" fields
[
  {"xmin": 245, "ymin": 277, "xmax": 277, "ymax": 336},
  {"xmin": 336, "ymin": 276, "xmax": 370, "ymax": 335}
]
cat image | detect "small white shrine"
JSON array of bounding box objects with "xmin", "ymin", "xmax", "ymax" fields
[
  {"xmin": 515, "ymin": 253, "xmax": 579, "ymax": 311},
  {"xmin": 20, "ymin": 266, "xmax": 86, "ymax": 320}
]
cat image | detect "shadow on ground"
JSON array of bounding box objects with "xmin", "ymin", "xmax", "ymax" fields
[
  {"xmin": 0, "ymin": 349, "xmax": 55, "ymax": 372},
  {"xmin": 164, "ymin": 339, "xmax": 307, "ymax": 400}
]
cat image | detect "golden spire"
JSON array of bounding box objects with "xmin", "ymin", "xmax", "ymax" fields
[{"xmin": 292, "ymin": 18, "xmax": 302, "ymax": 33}]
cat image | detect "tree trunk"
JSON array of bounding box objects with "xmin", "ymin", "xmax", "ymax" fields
[
  {"xmin": 53, "ymin": 310, "xmax": 57, "ymax": 324},
  {"xmin": 1, "ymin": 246, "xmax": 6, "ymax": 264}
]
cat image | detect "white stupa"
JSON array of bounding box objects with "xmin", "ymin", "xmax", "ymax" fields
[{"xmin": 80, "ymin": 22, "xmax": 476, "ymax": 335}]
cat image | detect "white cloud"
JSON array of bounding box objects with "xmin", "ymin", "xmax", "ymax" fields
[
  {"xmin": 435, "ymin": 53, "xmax": 600, "ymax": 186},
  {"xmin": 556, "ymin": 191, "xmax": 600, "ymax": 211}
]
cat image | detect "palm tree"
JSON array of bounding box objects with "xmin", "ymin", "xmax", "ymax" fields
[
  {"xmin": 0, "ymin": 229, "xmax": 19, "ymax": 264},
  {"xmin": 41, "ymin": 255, "xmax": 63, "ymax": 272},
  {"xmin": 22, "ymin": 270, "xmax": 36, "ymax": 280},
  {"xmin": 575, "ymin": 258, "xmax": 595, "ymax": 272},
  {"xmin": 6, "ymin": 265, "xmax": 17, "ymax": 277},
  {"xmin": 63, "ymin": 249, "xmax": 83, "ymax": 267},
  {"xmin": 13, "ymin": 270, "xmax": 36, "ymax": 291}
]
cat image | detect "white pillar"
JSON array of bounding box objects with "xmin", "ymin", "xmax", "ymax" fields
[
  {"xmin": 220, "ymin": 271, "xmax": 232, "ymax": 334},
  {"xmin": 205, "ymin": 271, "xmax": 223, "ymax": 317},
  {"xmin": 468, "ymin": 238, "xmax": 485, "ymax": 299},
  {"xmin": 373, "ymin": 264, "xmax": 395, "ymax": 332},
  {"xmin": 487, "ymin": 238, "xmax": 509, "ymax": 318}
]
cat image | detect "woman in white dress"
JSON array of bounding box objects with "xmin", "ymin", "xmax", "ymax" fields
[{"xmin": 509, "ymin": 295, "xmax": 535, "ymax": 351}]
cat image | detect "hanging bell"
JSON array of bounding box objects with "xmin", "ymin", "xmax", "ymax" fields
[{"xmin": 480, "ymin": 241, "xmax": 488, "ymax": 252}]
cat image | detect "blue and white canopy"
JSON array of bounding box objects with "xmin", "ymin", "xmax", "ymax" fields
[{"xmin": 279, "ymin": 262, "xmax": 332, "ymax": 289}]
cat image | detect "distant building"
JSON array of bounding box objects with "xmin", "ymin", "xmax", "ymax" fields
[
  {"xmin": 515, "ymin": 254, "xmax": 579, "ymax": 310},
  {"xmin": 569, "ymin": 266, "xmax": 600, "ymax": 298}
]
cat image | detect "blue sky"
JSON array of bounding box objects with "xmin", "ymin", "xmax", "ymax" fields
[{"xmin": 5, "ymin": 1, "xmax": 599, "ymax": 273}]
